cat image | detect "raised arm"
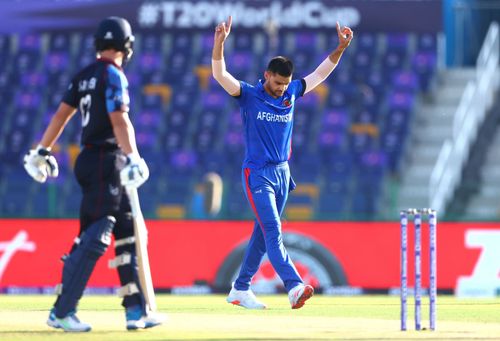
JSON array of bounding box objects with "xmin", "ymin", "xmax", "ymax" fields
[
  {"xmin": 303, "ymin": 22, "xmax": 353, "ymax": 94},
  {"xmin": 211, "ymin": 15, "xmax": 241, "ymax": 97}
]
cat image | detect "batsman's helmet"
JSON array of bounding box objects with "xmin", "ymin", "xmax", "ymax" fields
[{"xmin": 94, "ymin": 16, "xmax": 135, "ymax": 62}]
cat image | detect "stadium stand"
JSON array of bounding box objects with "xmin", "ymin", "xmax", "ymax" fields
[{"xmin": 0, "ymin": 30, "xmax": 438, "ymax": 220}]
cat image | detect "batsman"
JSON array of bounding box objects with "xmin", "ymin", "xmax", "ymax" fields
[{"xmin": 23, "ymin": 17, "xmax": 164, "ymax": 332}]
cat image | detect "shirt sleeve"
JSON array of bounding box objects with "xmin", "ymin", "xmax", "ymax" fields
[
  {"xmin": 61, "ymin": 78, "xmax": 79, "ymax": 108},
  {"xmin": 105, "ymin": 65, "xmax": 130, "ymax": 114},
  {"xmin": 234, "ymin": 81, "xmax": 251, "ymax": 106},
  {"xmin": 290, "ymin": 79, "xmax": 306, "ymax": 98}
]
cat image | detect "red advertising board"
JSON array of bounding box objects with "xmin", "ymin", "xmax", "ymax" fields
[{"xmin": 0, "ymin": 219, "xmax": 499, "ymax": 294}]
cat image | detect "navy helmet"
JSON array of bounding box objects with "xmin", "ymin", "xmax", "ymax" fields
[{"xmin": 94, "ymin": 16, "xmax": 135, "ymax": 62}]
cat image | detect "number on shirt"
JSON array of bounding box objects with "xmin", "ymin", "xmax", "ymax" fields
[{"xmin": 79, "ymin": 94, "xmax": 91, "ymax": 127}]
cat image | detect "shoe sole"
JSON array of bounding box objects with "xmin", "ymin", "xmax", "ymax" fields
[
  {"xmin": 47, "ymin": 320, "xmax": 61, "ymax": 329},
  {"xmin": 228, "ymin": 300, "xmax": 267, "ymax": 309},
  {"xmin": 292, "ymin": 285, "xmax": 314, "ymax": 309}
]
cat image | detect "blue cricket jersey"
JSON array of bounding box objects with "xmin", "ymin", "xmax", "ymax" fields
[
  {"xmin": 62, "ymin": 58, "xmax": 130, "ymax": 147},
  {"xmin": 235, "ymin": 79, "xmax": 306, "ymax": 169}
]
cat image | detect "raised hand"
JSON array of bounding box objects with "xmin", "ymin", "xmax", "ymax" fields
[
  {"xmin": 336, "ymin": 22, "xmax": 353, "ymax": 50},
  {"xmin": 214, "ymin": 16, "xmax": 232, "ymax": 46}
]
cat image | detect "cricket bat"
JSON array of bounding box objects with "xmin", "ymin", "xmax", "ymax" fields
[{"xmin": 126, "ymin": 186, "xmax": 157, "ymax": 313}]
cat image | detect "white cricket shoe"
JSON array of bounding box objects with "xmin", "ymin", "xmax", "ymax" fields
[
  {"xmin": 226, "ymin": 286, "xmax": 267, "ymax": 309},
  {"xmin": 126, "ymin": 305, "xmax": 166, "ymax": 330},
  {"xmin": 288, "ymin": 284, "xmax": 314, "ymax": 309},
  {"xmin": 47, "ymin": 309, "xmax": 91, "ymax": 332}
]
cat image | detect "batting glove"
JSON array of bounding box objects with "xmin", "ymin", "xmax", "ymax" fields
[
  {"xmin": 120, "ymin": 153, "xmax": 149, "ymax": 188},
  {"xmin": 23, "ymin": 145, "xmax": 59, "ymax": 183}
]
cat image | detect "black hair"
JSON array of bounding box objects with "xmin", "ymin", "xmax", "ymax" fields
[{"xmin": 266, "ymin": 56, "xmax": 294, "ymax": 77}]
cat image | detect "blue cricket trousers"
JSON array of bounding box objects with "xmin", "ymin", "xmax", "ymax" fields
[{"xmin": 234, "ymin": 161, "xmax": 303, "ymax": 292}]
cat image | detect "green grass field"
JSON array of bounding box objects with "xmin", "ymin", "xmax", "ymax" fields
[{"xmin": 0, "ymin": 295, "xmax": 499, "ymax": 340}]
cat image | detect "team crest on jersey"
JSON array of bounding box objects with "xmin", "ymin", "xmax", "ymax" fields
[{"xmin": 283, "ymin": 98, "xmax": 291, "ymax": 107}]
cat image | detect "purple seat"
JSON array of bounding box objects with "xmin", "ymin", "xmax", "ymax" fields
[
  {"xmin": 386, "ymin": 109, "xmax": 410, "ymax": 133},
  {"xmin": 46, "ymin": 52, "xmax": 70, "ymax": 73},
  {"xmin": 16, "ymin": 52, "xmax": 40, "ymax": 72},
  {"xmin": 77, "ymin": 53, "xmax": 95, "ymax": 69},
  {"xmin": 349, "ymin": 132, "xmax": 375, "ymax": 153},
  {"xmin": 413, "ymin": 51, "xmax": 437, "ymax": 72},
  {"xmin": 417, "ymin": 33, "xmax": 437, "ymax": 52},
  {"xmin": 125, "ymin": 71, "xmax": 141, "ymax": 90},
  {"xmin": 21, "ymin": 72, "xmax": 46, "ymax": 88},
  {"xmin": 170, "ymin": 150, "xmax": 197, "ymax": 170},
  {"xmin": 79, "ymin": 34, "xmax": 94, "ymax": 54},
  {"xmin": 202, "ymin": 91, "xmax": 226, "ymax": 109},
  {"xmin": 228, "ymin": 52, "xmax": 252, "ymax": 74},
  {"xmin": 234, "ymin": 33, "xmax": 252, "ymax": 50},
  {"xmin": 228, "ymin": 110, "xmax": 242, "ymax": 128},
  {"xmin": 200, "ymin": 33, "xmax": 214, "ymax": 53},
  {"xmin": 412, "ymin": 52, "xmax": 437, "ymax": 91},
  {"xmin": 15, "ymin": 92, "xmax": 42, "ymax": 109},
  {"xmin": 353, "ymin": 51, "xmax": 372, "ymax": 70},
  {"xmin": 357, "ymin": 33, "xmax": 377, "ymax": 54},
  {"xmin": 393, "ymin": 71, "xmax": 419, "ymax": 92},
  {"xmin": 18, "ymin": 33, "xmax": 41, "ymax": 51},
  {"xmin": 225, "ymin": 131, "xmax": 244, "ymax": 148},
  {"xmin": 322, "ymin": 109, "xmax": 349, "ymax": 130},
  {"xmin": 298, "ymin": 92, "xmax": 320, "ymax": 109},
  {"xmin": 0, "ymin": 35, "xmax": 11, "ymax": 53},
  {"xmin": 382, "ymin": 51, "xmax": 404, "ymax": 74},
  {"xmin": 385, "ymin": 33, "xmax": 409, "ymax": 55},
  {"xmin": 199, "ymin": 111, "xmax": 218, "ymax": 129},
  {"xmin": 136, "ymin": 131, "xmax": 156, "ymax": 148},
  {"xmin": 295, "ymin": 32, "xmax": 316, "ymax": 50},
  {"xmin": 165, "ymin": 131, "xmax": 183, "ymax": 151},
  {"xmin": 194, "ymin": 130, "xmax": 214, "ymax": 151},
  {"xmin": 168, "ymin": 110, "xmax": 189, "ymax": 133},
  {"xmin": 140, "ymin": 34, "xmax": 161, "ymax": 52},
  {"xmin": 318, "ymin": 131, "xmax": 345, "ymax": 148},
  {"xmin": 291, "ymin": 131, "xmax": 307, "ymax": 150},
  {"xmin": 139, "ymin": 52, "xmax": 161, "ymax": 72},
  {"xmin": 171, "ymin": 92, "xmax": 192, "ymax": 110},
  {"xmin": 172, "ymin": 34, "xmax": 193, "ymax": 52},
  {"xmin": 167, "ymin": 52, "xmax": 189, "ymax": 75},
  {"xmin": 49, "ymin": 34, "xmax": 71, "ymax": 51},
  {"xmin": 136, "ymin": 110, "xmax": 162, "ymax": 130},
  {"xmin": 141, "ymin": 93, "xmax": 162, "ymax": 109},
  {"xmin": 359, "ymin": 150, "xmax": 386, "ymax": 169},
  {"xmin": 387, "ymin": 91, "xmax": 415, "ymax": 110},
  {"xmin": 328, "ymin": 91, "xmax": 348, "ymax": 108}
]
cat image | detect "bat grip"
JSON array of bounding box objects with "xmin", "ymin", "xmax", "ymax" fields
[{"xmin": 126, "ymin": 187, "xmax": 142, "ymax": 218}]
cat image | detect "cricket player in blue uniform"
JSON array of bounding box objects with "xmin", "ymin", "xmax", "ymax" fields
[
  {"xmin": 24, "ymin": 17, "xmax": 164, "ymax": 331},
  {"xmin": 212, "ymin": 16, "xmax": 353, "ymax": 309}
]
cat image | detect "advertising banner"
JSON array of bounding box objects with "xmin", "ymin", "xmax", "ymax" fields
[
  {"xmin": 0, "ymin": 219, "xmax": 498, "ymax": 296},
  {"xmin": 0, "ymin": 0, "xmax": 442, "ymax": 34}
]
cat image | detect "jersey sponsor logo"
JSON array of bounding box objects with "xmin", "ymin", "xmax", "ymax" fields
[{"xmin": 256, "ymin": 111, "xmax": 292, "ymax": 123}]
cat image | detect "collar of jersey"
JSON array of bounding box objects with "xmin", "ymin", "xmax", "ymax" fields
[
  {"xmin": 97, "ymin": 57, "xmax": 123, "ymax": 70},
  {"xmin": 257, "ymin": 79, "xmax": 292, "ymax": 110}
]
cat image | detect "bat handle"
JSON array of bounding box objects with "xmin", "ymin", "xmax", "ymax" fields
[{"xmin": 126, "ymin": 187, "xmax": 142, "ymax": 218}]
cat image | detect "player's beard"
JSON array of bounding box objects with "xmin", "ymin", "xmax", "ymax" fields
[{"xmin": 272, "ymin": 89, "xmax": 285, "ymax": 97}]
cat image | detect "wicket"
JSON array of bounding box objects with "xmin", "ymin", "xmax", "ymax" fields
[{"xmin": 400, "ymin": 208, "xmax": 437, "ymax": 331}]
